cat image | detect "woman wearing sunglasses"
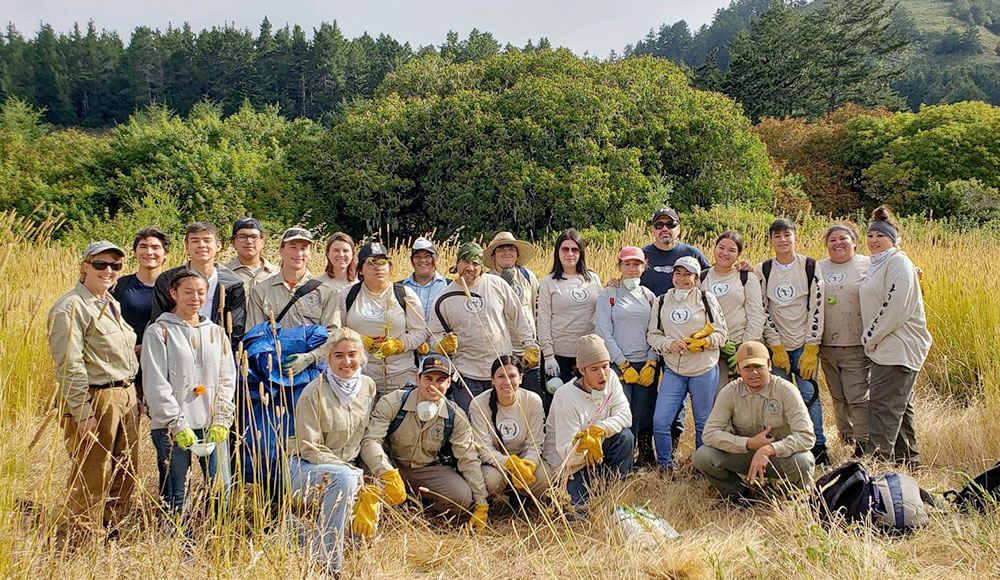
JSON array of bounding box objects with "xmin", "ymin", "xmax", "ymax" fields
[{"xmin": 47, "ymin": 241, "xmax": 140, "ymax": 545}]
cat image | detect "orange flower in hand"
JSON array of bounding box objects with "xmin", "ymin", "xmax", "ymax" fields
[{"xmin": 193, "ymin": 384, "xmax": 206, "ymax": 396}]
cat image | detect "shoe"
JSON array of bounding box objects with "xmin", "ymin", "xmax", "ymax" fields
[{"xmin": 811, "ymin": 444, "xmax": 830, "ymax": 466}]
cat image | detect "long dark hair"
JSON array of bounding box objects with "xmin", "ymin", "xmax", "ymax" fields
[
  {"xmin": 324, "ymin": 232, "xmax": 358, "ymax": 281},
  {"xmin": 168, "ymin": 268, "xmax": 208, "ymax": 291},
  {"xmin": 715, "ymin": 230, "xmax": 744, "ymax": 255},
  {"xmin": 551, "ymin": 228, "xmax": 593, "ymax": 282},
  {"xmin": 491, "ymin": 355, "xmax": 525, "ymax": 378}
]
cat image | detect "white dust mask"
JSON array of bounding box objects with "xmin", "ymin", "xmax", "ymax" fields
[
  {"xmin": 673, "ymin": 288, "xmax": 692, "ymax": 301},
  {"xmin": 416, "ymin": 400, "xmax": 439, "ymax": 422},
  {"xmin": 622, "ymin": 278, "xmax": 640, "ymax": 291}
]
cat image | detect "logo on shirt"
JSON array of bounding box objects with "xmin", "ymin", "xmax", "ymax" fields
[
  {"xmin": 464, "ymin": 296, "xmax": 486, "ymax": 313},
  {"xmin": 774, "ymin": 282, "xmax": 797, "ymax": 303},
  {"xmin": 358, "ymin": 301, "xmax": 386, "ymax": 320},
  {"xmin": 668, "ymin": 307, "xmax": 691, "ymax": 324},
  {"xmin": 766, "ymin": 399, "xmax": 782, "ymax": 416},
  {"xmin": 653, "ymin": 265, "xmax": 674, "ymax": 275},
  {"xmin": 826, "ymin": 272, "xmax": 845, "ymax": 285},
  {"xmin": 512, "ymin": 284, "xmax": 524, "ymax": 299},
  {"xmin": 710, "ymin": 282, "xmax": 731, "ymax": 297},
  {"xmin": 431, "ymin": 425, "xmax": 445, "ymax": 441},
  {"xmin": 302, "ymin": 293, "xmax": 321, "ymax": 307},
  {"xmin": 497, "ymin": 418, "xmax": 520, "ymax": 441},
  {"xmin": 569, "ymin": 288, "xmax": 590, "ymax": 303}
]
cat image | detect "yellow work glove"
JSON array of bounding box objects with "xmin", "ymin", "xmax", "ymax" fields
[
  {"xmin": 522, "ymin": 347, "xmax": 540, "ymax": 369},
  {"xmin": 351, "ymin": 485, "xmax": 381, "ymax": 540},
  {"xmin": 684, "ymin": 337, "xmax": 709, "ymax": 353},
  {"xmin": 618, "ymin": 362, "xmax": 640, "ymax": 384},
  {"xmin": 798, "ymin": 344, "xmax": 820, "ymax": 380},
  {"xmin": 504, "ymin": 455, "xmax": 537, "ymax": 491},
  {"xmin": 379, "ymin": 469, "xmax": 407, "ymax": 506},
  {"xmin": 771, "ymin": 345, "xmax": 791, "ymax": 375},
  {"xmin": 174, "ymin": 428, "xmax": 197, "ymax": 450},
  {"xmin": 691, "ymin": 322, "xmax": 715, "ymax": 340},
  {"xmin": 572, "ymin": 425, "xmax": 606, "ymax": 466},
  {"xmin": 436, "ymin": 333, "xmax": 459, "ymax": 354},
  {"xmin": 417, "ymin": 342, "xmax": 430, "ymax": 356},
  {"xmin": 376, "ymin": 337, "xmax": 405, "ymax": 358},
  {"xmin": 361, "ymin": 335, "xmax": 378, "ymax": 352},
  {"xmin": 467, "ymin": 502, "xmax": 489, "ymax": 533},
  {"xmin": 637, "ymin": 360, "xmax": 657, "ymax": 387},
  {"xmin": 206, "ymin": 425, "xmax": 229, "ymax": 444}
]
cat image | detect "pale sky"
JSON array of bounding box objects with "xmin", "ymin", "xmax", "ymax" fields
[{"xmin": 5, "ymin": 0, "xmax": 731, "ymax": 57}]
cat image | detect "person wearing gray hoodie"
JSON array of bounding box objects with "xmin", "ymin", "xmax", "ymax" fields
[{"xmin": 141, "ymin": 269, "xmax": 237, "ymax": 518}]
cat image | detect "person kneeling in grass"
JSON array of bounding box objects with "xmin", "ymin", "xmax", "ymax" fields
[
  {"xmin": 360, "ymin": 354, "xmax": 490, "ymax": 530},
  {"xmin": 542, "ymin": 334, "xmax": 634, "ymax": 508},
  {"xmin": 692, "ymin": 341, "xmax": 816, "ymax": 503},
  {"xmin": 286, "ymin": 327, "xmax": 382, "ymax": 576}
]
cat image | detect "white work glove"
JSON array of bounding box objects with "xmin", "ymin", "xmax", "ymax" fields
[
  {"xmin": 544, "ymin": 356, "xmax": 560, "ymax": 378},
  {"xmin": 283, "ymin": 352, "xmax": 316, "ymax": 375}
]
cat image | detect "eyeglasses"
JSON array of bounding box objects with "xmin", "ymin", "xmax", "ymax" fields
[
  {"xmin": 366, "ymin": 257, "xmax": 390, "ymax": 268},
  {"xmin": 496, "ymin": 244, "xmax": 517, "ymax": 251},
  {"xmin": 88, "ymin": 260, "xmax": 123, "ymax": 271},
  {"xmin": 234, "ymin": 234, "xmax": 264, "ymax": 242},
  {"xmin": 652, "ymin": 221, "xmax": 679, "ymax": 230}
]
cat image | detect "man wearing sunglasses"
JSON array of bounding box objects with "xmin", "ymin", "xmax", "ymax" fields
[
  {"xmin": 640, "ymin": 208, "xmax": 711, "ymax": 296},
  {"xmin": 227, "ymin": 217, "xmax": 279, "ymax": 294}
]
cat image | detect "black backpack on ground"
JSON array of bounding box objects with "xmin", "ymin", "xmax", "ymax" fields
[
  {"xmin": 813, "ymin": 461, "xmax": 933, "ymax": 533},
  {"xmin": 944, "ymin": 459, "xmax": 1000, "ymax": 513}
]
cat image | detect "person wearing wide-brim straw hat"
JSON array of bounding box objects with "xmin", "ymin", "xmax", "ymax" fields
[{"xmin": 47, "ymin": 240, "xmax": 140, "ymax": 544}]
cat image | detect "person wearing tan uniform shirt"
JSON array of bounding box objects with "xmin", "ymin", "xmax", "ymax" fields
[
  {"xmin": 537, "ymin": 228, "xmax": 603, "ymax": 383},
  {"xmin": 646, "ymin": 256, "xmax": 728, "ymax": 471},
  {"xmin": 819, "ymin": 223, "xmax": 871, "ymax": 456},
  {"xmin": 859, "ymin": 206, "xmax": 931, "ymax": 468},
  {"xmin": 286, "ymin": 328, "xmax": 383, "ymax": 575},
  {"xmin": 693, "ymin": 341, "xmax": 816, "ymax": 502},
  {"xmin": 226, "ymin": 217, "xmax": 279, "ymax": 293},
  {"xmin": 341, "ymin": 242, "xmax": 428, "ymax": 397},
  {"xmin": 315, "ymin": 232, "xmax": 358, "ymax": 293},
  {"xmin": 247, "ymin": 228, "xmax": 342, "ymax": 375},
  {"xmin": 702, "ymin": 231, "xmax": 765, "ymax": 391},
  {"xmin": 47, "ymin": 241, "xmax": 140, "ymax": 544},
  {"xmin": 755, "ymin": 218, "xmax": 828, "ymax": 464},
  {"xmin": 360, "ymin": 355, "xmax": 490, "ymax": 527},
  {"xmin": 427, "ymin": 242, "xmax": 539, "ymax": 413},
  {"xmin": 469, "ymin": 356, "xmax": 548, "ymax": 498}
]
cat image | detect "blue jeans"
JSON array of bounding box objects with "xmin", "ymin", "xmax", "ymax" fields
[
  {"xmin": 150, "ymin": 428, "xmax": 231, "ymax": 517},
  {"xmin": 566, "ymin": 429, "xmax": 634, "ymax": 505},
  {"xmin": 772, "ymin": 347, "xmax": 826, "ymax": 446},
  {"xmin": 452, "ymin": 378, "xmax": 492, "ymax": 414},
  {"xmin": 618, "ymin": 361, "xmax": 656, "ymax": 440},
  {"xmin": 652, "ymin": 365, "xmax": 718, "ymax": 468},
  {"xmin": 287, "ymin": 456, "xmax": 362, "ymax": 573}
]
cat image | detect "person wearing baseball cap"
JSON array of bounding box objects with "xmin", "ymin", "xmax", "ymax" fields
[
  {"xmin": 360, "ymin": 353, "xmax": 490, "ymax": 528},
  {"xmin": 646, "ymin": 255, "xmax": 729, "ymax": 474},
  {"xmin": 226, "ymin": 217, "xmax": 278, "ymax": 293},
  {"xmin": 428, "ymin": 242, "xmax": 539, "ymax": 413},
  {"xmin": 401, "ymin": 236, "xmax": 448, "ymax": 323},
  {"xmin": 595, "ymin": 246, "xmax": 659, "ymax": 467},
  {"xmin": 692, "ymin": 341, "xmax": 816, "ymax": 503},
  {"xmin": 342, "ymin": 241, "xmax": 429, "ymax": 397},
  {"xmin": 48, "ymin": 240, "xmax": 140, "ymax": 544},
  {"xmin": 248, "ymin": 226, "xmax": 341, "ymax": 375},
  {"xmin": 639, "ymin": 208, "xmax": 711, "ymax": 296},
  {"xmin": 541, "ymin": 334, "xmax": 634, "ymax": 507}
]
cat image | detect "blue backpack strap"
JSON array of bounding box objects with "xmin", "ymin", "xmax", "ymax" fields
[
  {"xmin": 387, "ymin": 388, "xmax": 415, "ymax": 438},
  {"xmin": 885, "ymin": 473, "xmax": 906, "ymax": 528},
  {"xmin": 518, "ymin": 266, "xmax": 529, "ymax": 280}
]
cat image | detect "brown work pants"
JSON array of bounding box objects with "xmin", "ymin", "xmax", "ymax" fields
[
  {"xmin": 59, "ymin": 385, "xmax": 139, "ymax": 542},
  {"xmin": 398, "ymin": 464, "xmax": 474, "ymax": 518}
]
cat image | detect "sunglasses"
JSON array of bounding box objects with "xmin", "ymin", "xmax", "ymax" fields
[
  {"xmin": 366, "ymin": 257, "xmax": 390, "ymax": 268},
  {"xmin": 652, "ymin": 221, "xmax": 679, "ymax": 230},
  {"xmin": 88, "ymin": 260, "xmax": 124, "ymax": 271}
]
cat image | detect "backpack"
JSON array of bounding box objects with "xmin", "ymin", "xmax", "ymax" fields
[
  {"xmin": 813, "ymin": 462, "xmax": 933, "ymax": 533},
  {"xmin": 345, "ymin": 282, "xmax": 407, "ymax": 317},
  {"xmin": 700, "ymin": 268, "xmax": 749, "ymax": 287},
  {"xmin": 655, "ymin": 290, "xmax": 715, "ymax": 333},
  {"xmin": 386, "ymin": 386, "xmax": 457, "ymax": 467},
  {"xmin": 944, "ymin": 459, "xmax": 1000, "ymax": 513},
  {"xmin": 761, "ymin": 257, "xmax": 817, "ymax": 311}
]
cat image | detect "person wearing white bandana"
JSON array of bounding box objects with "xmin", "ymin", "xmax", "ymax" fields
[
  {"xmin": 287, "ymin": 327, "xmax": 379, "ymax": 576},
  {"xmin": 859, "ymin": 206, "xmax": 931, "ymax": 468}
]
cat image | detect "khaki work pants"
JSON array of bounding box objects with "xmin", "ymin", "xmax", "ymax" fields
[
  {"xmin": 482, "ymin": 463, "xmax": 551, "ymax": 498},
  {"xmin": 820, "ymin": 345, "xmax": 871, "ymax": 444},
  {"xmin": 59, "ymin": 385, "xmax": 139, "ymax": 541},
  {"xmin": 398, "ymin": 464, "xmax": 475, "ymax": 518}
]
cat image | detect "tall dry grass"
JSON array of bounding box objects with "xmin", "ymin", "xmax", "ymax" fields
[{"xmin": 2, "ymin": 213, "xmax": 1000, "ymax": 579}]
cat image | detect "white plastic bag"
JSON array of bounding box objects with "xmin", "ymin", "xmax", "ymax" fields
[{"xmin": 613, "ymin": 504, "xmax": 680, "ymax": 548}]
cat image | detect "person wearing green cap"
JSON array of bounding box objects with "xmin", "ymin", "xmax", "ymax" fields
[
  {"xmin": 428, "ymin": 242, "xmax": 539, "ymax": 413},
  {"xmin": 47, "ymin": 240, "xmax": 140, "ymax": 544}
]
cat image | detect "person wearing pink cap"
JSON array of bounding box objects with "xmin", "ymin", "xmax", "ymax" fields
[{"xmin": 595, "ymin": 246, "xmax": 658, "ymax": 467}]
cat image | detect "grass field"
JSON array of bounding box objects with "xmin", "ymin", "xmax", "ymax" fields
[{"xmin": 2, "ymin": 211, "xmax": 1000, "ymax": 579}]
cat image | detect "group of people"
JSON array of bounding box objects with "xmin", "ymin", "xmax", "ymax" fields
[{"xmin": 47, "ymin": 206, "xmax": 931, "ymax": 575}]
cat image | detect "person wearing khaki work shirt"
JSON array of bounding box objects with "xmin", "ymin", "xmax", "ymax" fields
[
  {"xmin": 693, "ymin": 342, "xmax": 816, "ymax": 502},
  {"xmin": 47, "ymin": 241, "xmax": 140, "ymax": 544},
  {"xmin": 227, "ymin": 217, "xmax": 279, "ymax": 293},
  {"xmin": 361, "ymin": 355, "xmax": 489, "ymax": 526}
]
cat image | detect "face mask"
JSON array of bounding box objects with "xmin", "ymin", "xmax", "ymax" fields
[
  {"xmin": 416, "ymin": 400, "xmax": 439, "ymax": 422},
  {"xmin": 622, "ymin": 277, "xmax": 640, "ymax": 291},
  {"xmin": 673, "ymin": 288, "xmax": 692, "ymax": 301},
  {"xmin": 587, "ymin": 386, "xmax": 606, "ymax": 402}
]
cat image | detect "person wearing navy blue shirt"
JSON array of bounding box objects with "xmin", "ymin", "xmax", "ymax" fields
[
  {"xmin": 112, "ymin": 226, "xmax": 170, "ymax": 407},
  {"xmin": 640, "ymin": 208, "xmax": 711, "ymax": 296}
]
